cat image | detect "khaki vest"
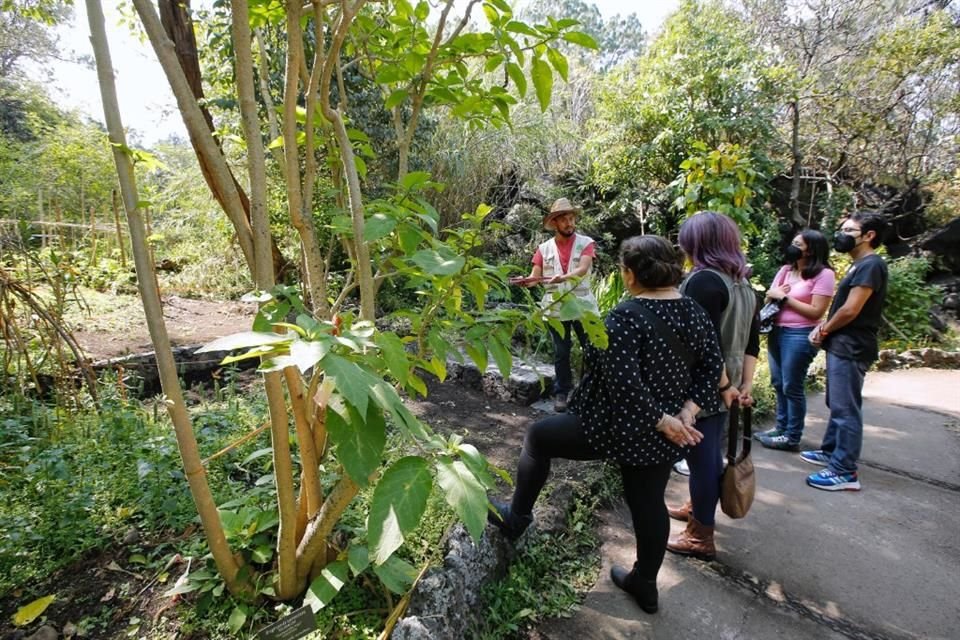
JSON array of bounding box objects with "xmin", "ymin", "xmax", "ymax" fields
[
  {"xmin": 682, "ymin": 268, "xmax": 756, "ymax": 414},
  {"xmin": 539, "ymin": 234, "xmax": 598, "ymax": 317}
]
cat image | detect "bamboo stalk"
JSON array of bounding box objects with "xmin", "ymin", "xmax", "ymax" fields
[{"xmin": 86, "ymin": 0, "xmax": 251, "ymax": 600}]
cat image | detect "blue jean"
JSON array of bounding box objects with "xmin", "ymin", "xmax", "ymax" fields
[
  {"xmin": 820, "ymin": 352, "xmax": 870, "ymax": 474},
  {"xmin": 767, "ymin": 326, "xmax": 818, "ymax": 443},
  {"xmin": 683, "ymin": 412, "xmax": 726, "ymax": 526},
  {"xmin": 548, "ymin": 320, "xmax": 588, "ymax": 396}
]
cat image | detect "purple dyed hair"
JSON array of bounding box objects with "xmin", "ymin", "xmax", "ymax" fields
[{"xmin": 677, "ymin": 211, "xmax": 751, "ymax": 280}]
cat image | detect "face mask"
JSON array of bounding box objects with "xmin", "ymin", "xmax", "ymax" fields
[
  {"xmin": 833, "ymin": 232, "xmax": 858, "ymax": 253},
  {"xmin": 784, "ymin": 245, "xmax": 804, "ymax": 262}
]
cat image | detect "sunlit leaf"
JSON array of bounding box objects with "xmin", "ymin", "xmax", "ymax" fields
[
  {"xmin": 12, "ymin": 595, "xmax": 55, "ymax": 627},
  {"xmin": 436, "ymin": 457, "xmax": 487, "ymax": 541},
  {"xmin": 304, "ymin": 560, "xmax": 350, "ymax": 612},
  {"xmin": 531, "ymin": 57, "xmax": 553, "ymax": 112},
  {"xmin": 196, "ymin": 331, "xmax": 290, "ymax": 354}
]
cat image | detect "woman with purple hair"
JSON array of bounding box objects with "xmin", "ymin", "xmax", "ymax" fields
[{"xmin": 666, "ymin": 211, "xmax": 760, "ymax": 560}]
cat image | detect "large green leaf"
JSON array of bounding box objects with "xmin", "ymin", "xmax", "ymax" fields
[
  {"xmin": 487, "ymin": 331, "xmax": 512, "ymax": 378},
  {"xmin": 326, "ymin": 403, "xmax": 386, "ymax": 487},
  {"xmin": 368, "ymin": 456, "xmax": 433, "ymax": 564},
  {"xmin": 364, "ymin": 213, "xmax": 397, "ymax": 242},
  {"xmin": 373, "ymin": 555, "xmax": 418, "ymax": 594},
  {"xmin": 288, "ymin": 339, "xmax": 329, "ymax": 374},
  {"xmin": 347, "ymin": 545, "xmax": 370, "ymax": 575},
  {"xmin": 531, "ymin": 57, "xmax": 553, "ymax": 112},
  {"xmin": 196, "ymin": 331, "xmax": 289, "ymax": 353},
  {"xmin": 436, "ymin": 457, "xmax": 487, "ymax": 541},
  {"xmin": 411, "ymin": 248, "xmax": 465, "ymax": 276},
  {"xmin": 322, "ymin": 353, "xmax": 374, "ymax": 416},
  {"xmin": 506, "ymin": 62, "xmax": 526, "ymax": 97},
  {"xmin": 304, "ymin": 560, "xmax": 350, "ymax": 612},
  {"xmin": 546, "ymin": 47, "xmax": 569, "ymax": 82},
  {"xmin": 456, "ymin": 442, "xmax": 496, "ymax": 490},
  {"xmin": 375, "ymin": 332, "xmax": 411, "ymax": 385},
  {"xmin": 561, "ymin": 30, "xmax": 599, "ymax": 50}
]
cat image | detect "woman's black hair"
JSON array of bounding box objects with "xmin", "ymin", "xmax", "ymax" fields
[
  {"xmin": 620, "ymin": 235, "xmax": 684, "ymax": 289},
  {"xmin": 797, "ymin": 229, "xmax": 832, "ymax": 279}
]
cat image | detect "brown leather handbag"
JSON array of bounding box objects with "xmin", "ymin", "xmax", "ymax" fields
[{"xmin": 720, "ymin": 401, "xmax": 756, "ymax": 519}]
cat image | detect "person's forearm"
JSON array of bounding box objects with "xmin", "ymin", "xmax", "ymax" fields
[
  {"xmin": 822, "ymin": 305, "xmax": 858, "ymax": 333},
  {"xmin": 739, "ymin": 355, "xmax": 757, "ymax": 388},
  {"xmin": 783, "ymin": 296, "xmax": 827, "ymax": 320}
]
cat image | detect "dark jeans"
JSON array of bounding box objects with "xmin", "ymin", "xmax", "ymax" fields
[
  {"xmin": 548, "ymin": 320, "xmax": 588, "ymax": 396},
  {"xmin": 821, "ymin": 352, "xmax": 870, "ymax": 474},
  {"xmin": 509, "ymin": 413, "xmax": 674, "ymax": 580},
  {"xmin": 681, "ymin": 412, "xmax": 725, "ymax": 526},
  {"xmin": 768, "ymin": 326, "xmax": 818, "ymax": 442}
]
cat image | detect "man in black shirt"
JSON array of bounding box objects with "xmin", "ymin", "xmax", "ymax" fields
[{"xmin": 801, "ymin": 212, "xmax": 888, "ymax": 491}]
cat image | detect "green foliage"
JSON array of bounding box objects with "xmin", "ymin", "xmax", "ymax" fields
[
  {"xmin": 592, "ymin": 269, "xmax": 624, "ymax": 316},
  {"xmin": 589, "ymin": 0, "xmax": 781, "ymax": 205},
  {"xmin": 475, "ymin": 463, "xmax": 618, "ymax": 638},
  {"xmin": 880, "ymin": 256, "xmax": 942, "ymax": 349},
  {"xmin": 671, "ymin": 142, "xmax": 768, "ymax": 232}
]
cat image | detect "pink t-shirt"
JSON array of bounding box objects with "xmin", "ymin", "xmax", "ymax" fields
[{"xmin": 771, "ymin": 265, "xmax": 836, "ymax": 328}]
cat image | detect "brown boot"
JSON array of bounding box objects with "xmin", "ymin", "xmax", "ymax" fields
[
  {"xmin": 666, "ymin": 516, "xmax": 716, "ymax": 560},
  {"xmin": 667, "ymin": 500, "xmax": 692, "ymax": 521}
]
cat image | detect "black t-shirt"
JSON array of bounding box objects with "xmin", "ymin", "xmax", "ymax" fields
[{"xmin": 824, "ymin": 253, "xmax": 888, "ymax": 363}]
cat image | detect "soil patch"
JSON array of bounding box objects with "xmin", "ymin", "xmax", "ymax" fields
[{"xmin": 71, "ymin": 294, "xmax": 257, "ymax": 362}]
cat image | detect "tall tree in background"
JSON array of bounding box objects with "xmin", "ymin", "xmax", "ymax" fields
[{"xmin": 588, "ymin": 0, "xmax": 781, "ymax": 229}]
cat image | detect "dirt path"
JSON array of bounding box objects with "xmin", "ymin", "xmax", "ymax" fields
[{"xmin": 72, "ymin": 294, "xmax": 258, "ymax": 361}]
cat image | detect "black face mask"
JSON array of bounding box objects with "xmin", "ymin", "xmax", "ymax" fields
[
  {"xmin": 833, "ymin": 232, "xmax": 858, "ymax": 253},
  {"xmin": 784, "ymin": 245, "xmax": 804, "ymax": 262}
]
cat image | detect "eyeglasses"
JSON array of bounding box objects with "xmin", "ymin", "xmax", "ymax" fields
[{"xmin": 839, "ymin": 226, "xmax": 861, "ymax": 235}]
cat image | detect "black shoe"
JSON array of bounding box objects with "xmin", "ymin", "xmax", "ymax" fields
[
  {"xmin": 610, "ymin": 564, "xmax": 658, "ymax": 614},
  {"xmin": 487, "ymin": 500, "xmax": 533, "ymax": 541}
]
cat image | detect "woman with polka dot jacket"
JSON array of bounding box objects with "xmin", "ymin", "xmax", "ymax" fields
[{"xmin": 488, "ymin": 235, "xmax": 723, "ymax": 614}]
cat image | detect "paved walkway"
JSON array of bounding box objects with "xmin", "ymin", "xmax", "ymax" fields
[{"xmin": 535, "ymin": 368, "xmax": 960, "ymax": 640}]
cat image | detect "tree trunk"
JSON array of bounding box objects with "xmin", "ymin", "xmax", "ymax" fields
[
  {"xmin": 86, "ymin": 0, "xmax": 252, "ymax": 600},
  {"xmin": 789, "ymin": 99, "xmax": 804, "ymax": 227},
  {"xmin": 157, "ymin": 0, "xmax": 291, "ymax": 283},
  {"xmin": 132, "ymin": 0, "xmax": 257, "ymax": 275}
]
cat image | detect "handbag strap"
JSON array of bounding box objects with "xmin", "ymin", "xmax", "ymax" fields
[
  {"xmin": 625, "ymin": 299, "xmax": 695, "ymax": 368},
  {"xmin": 726, "ymin": 401, "xmax": 753, "ymax": 465}
]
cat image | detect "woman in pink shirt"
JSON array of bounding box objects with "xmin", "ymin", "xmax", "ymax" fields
[{"xmin": 757, "ymin": 230, "xmax": 835, "ymax": 451}]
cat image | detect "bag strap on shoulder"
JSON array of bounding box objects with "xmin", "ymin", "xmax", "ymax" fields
[{"xmin": 624, "ymin": 299, "xmax": 695, "ymax": 368}]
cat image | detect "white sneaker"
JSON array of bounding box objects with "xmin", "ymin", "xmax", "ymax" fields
[{"xmin": 673, "ymin": 459, "xmax": 690, "ymax": 476}]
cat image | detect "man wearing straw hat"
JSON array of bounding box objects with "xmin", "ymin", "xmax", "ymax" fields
[{"xmin": 520, "ymin": 198, "xmax": 598, "ymax": 412}]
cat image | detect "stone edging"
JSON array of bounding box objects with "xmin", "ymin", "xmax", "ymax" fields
[{"xmin": 876, "ymin": 347, "xmax": 960, "ymax": 371}]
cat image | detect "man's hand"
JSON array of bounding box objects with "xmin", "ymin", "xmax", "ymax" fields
[{"xmin": 809, "ymin": 323, "xmax": 825, "ymax": 346}]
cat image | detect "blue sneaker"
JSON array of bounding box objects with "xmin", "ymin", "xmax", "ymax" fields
[
  {"xmin": 800, "ymin": 450, "xmax": 830, "ymax": 466},
  {"xmin": 807, "ymin": 469, "xmax": 861, "ymax": 491}
]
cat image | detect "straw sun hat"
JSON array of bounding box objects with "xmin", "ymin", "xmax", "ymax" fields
[{"xmin": 543, "ymin": 198, "xmax": 580, "ymax": 230}]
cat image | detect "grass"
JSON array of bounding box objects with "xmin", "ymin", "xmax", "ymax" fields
[{"xmin": 474, "ymin": 463, "xmax": 621, "ymax": 639}]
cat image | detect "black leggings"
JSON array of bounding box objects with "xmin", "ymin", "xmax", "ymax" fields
[{"xmin": 510, "ymin": 413, "xmax": 674, "ymax": 580}]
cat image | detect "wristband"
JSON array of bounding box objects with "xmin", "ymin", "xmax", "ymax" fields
[{"xmin": 718, "ymin": 382, "xmax": 733, "ymax": 393}]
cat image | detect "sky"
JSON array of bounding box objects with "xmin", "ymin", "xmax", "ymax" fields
[{"xmin": 38, "ymin": 0, "xmax": 678, "ymax": 146}]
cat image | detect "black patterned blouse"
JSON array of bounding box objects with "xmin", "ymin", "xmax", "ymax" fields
[{"xmin": 567, "ymin": 296, "xmax": 723, "ymax": 467}]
